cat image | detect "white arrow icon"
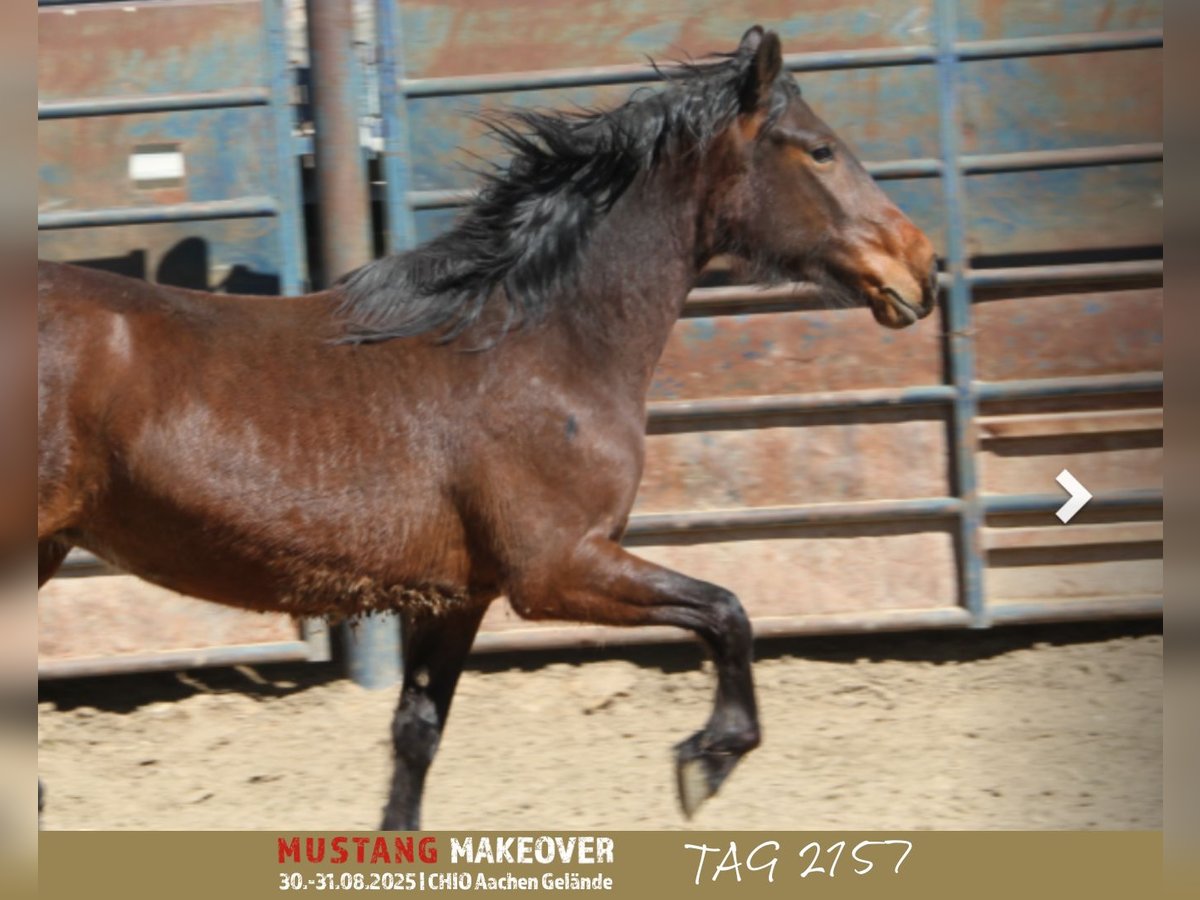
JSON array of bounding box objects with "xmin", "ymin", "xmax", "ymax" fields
[{"xmin": 1055, "ymin": 469, "xmax": 1092, "ymax": 523}]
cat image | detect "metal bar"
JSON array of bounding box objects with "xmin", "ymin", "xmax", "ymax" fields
[
  {"xmin": 308, "ymin": 0, "xmax": 399, "ymax": 689},
  {"xmin": 38, "ymin": 641, "xmax": 318, "ymax": 680},
  {"xmin": 987, "ymin": 595, "xmax": 1162, "ymax": 625},
  {"xmin": 976, "ymin": 370, "xmax": 1162, "ymax": 402},
  {"xmin": 37, "ymin": 196, "xmax": 279, "ymax": 229},
  {"xmin": 961, "ymin": 142, "xmax": 1162, "ymax": 174},
  {"xmin": 398, "ymin": 29, "xmax": 1161, "ymax": 99},
  {"xmin": 956, "ymin": 29, "xmax": 1163, "ymax": 61},
  {"xmin": 982, "ymin": 490, "xmax": 1162, "ymax": 516},
  {"xmin": 263, "ymin": 0, "xmax": 306, "ymax": 296},
  {"xmin": 307, "ymin": 0, "xmax": 373, "ymax": 282},
  {"xmin": 376, "ymin": 0, "xmax": 417, "ymax": 252},
  {"xmin": 625, "ymin": 497, "xmax": 964, "ymax": 539},
  {"xmin": 646, "ymin": 373, "xmax": 1161, "ymax": 430},
  {"xmin": 868, "ymin": 158, "xmax": 943, "ymax": 179},
  {"xmin": 402, "ymin": 46, "xmax": 938, "ymax": 98},
  {"xmin": 968, "ymin": 260, "xmax": 1162, "ymax": 288},
  {"xmin": 38, "ymin": 88, "xmax": 270, "ymax": 119},
  {"xmin": 469, "ymin": 607, "xmax": 975, "ymax": 654},
  {"xmin": 676, "ymin": 261, "xmax": 1160, "ymax": 318},
  {"xmin": 300, "ymin": 618, "xmax": 332, "ymax": 663},
  {"xmin": 935, "ymin": 0, "xmax": 986, "ymax": 627},
  {"xmin": 646, "ymin": 386, "xmax": 957, "ymax": 428}
]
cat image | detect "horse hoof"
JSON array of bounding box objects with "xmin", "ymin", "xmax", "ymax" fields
[
  {"xmin": 676, "ymin": 756, "xmax": 709, "ymax": 819},
  {"xmin": 673, "ymin": 732, "xmax": 741, "ymax": 819}
]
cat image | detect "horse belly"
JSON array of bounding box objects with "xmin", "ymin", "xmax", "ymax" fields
[{"xmin": 74, "ymin": 465, "xmax": 473, "ymax": 619}]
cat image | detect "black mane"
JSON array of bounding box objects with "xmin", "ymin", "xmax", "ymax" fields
[{"xmin": 335, "ymin": 47, "xmax": 795, "ymax": 344}]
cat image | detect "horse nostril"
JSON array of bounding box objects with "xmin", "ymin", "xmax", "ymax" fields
[{"xmin": 926, "ymin": 265, "xmax": 940, "ymax": 308}]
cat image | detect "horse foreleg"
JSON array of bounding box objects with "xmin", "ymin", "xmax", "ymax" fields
[
  {"xmin": 38, "ymin": 538, "xmax": 70, "ymax": 587},
  {"xmin": 380, "ymin": 602, "xmax": 487, "ymax": 830},
  {"xmin": 37, "ymin": 538, "xmax": 72, "ymax": 823},
  {"xmin": 509, "ymin": 537, "xmax": 760, "ymax": 819}
]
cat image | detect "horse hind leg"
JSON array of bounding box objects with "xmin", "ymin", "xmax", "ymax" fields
[
  {"xmin": 508, "ymin": 537, "xmax": 760, "ymax": 819},
  {"xmin": 380, "ymin": 600, "xmax": 488, "ymax": 830}
]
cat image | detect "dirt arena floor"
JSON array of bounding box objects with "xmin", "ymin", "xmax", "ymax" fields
[{"xmin": 38, "ymin": 620, "xmax": 1161, "ymax": 830}]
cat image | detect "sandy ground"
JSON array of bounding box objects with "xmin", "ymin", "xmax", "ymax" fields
[{"xmin": 38, "ymin": 621, "xmax": 1161, "ymax": 830}]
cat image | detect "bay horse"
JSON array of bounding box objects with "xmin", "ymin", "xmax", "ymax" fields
[{"xmin": 36, "ymin": 26, "xmax": 936, "ymax": 828}]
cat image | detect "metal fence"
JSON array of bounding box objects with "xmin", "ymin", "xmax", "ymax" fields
[
  {"xmin": 37, "ymin": 0, "xmax": 1163, "ymax": 675},
  {"xmin": 372, "ymin": 0, "xmax": 1162, "ymax": 647}
]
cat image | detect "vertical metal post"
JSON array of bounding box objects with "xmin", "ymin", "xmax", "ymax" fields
[
  {"xmin": 306, "ymin": 0, "xmax": 401, "ymax": 687},
  {"xmin": 262, "ymin": 0, "xmax": 307, "ymax": 296},
  {"xmin": 376, "ymin": 0, "xmax": 417, "ymax": 253},
  {"xmin": 307, "ymin": 0, "xmax": 373, "ymax": 279},
  {"xmin": 934, "ymin": 0, "xmax": 987, "ymax": 626}
]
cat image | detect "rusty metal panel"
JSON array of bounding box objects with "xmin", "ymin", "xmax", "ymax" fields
[
  {"xmin": 38, "ymin": 576, "xmax": 300, "ymax": 660},
  {"xmin": 38, "ymin": 108, "xmax": 276, "ymax": 213},
  {"xmin": 636, "ymin": 417, "xmax": 950, "ymax": 512},
  {"xmin": 37, "ymin": 219, "xmax": 286, "ymax": 293},
  {"xmin": 38, "ymin": 1, "xmax": 267, "ymax": 100},
  {"xmin": 404, "ymin": 64, "xmax": 944, "ymax": 191},
  {"xmin": 478, "ymin": 525, "xmax": 959, "ymax": 637},
  {"xmin": 37, "ymin": 0, "xmax": 315, "ymax": 677},
  {"xmin": 36, "ymin": 0, "xmax": 304, "ymax": 294},
  {"xmin": 985, "ymin": 552, "xmax": 1162, "ymax": 602},
  {"xmin": 635, "ymin": 529, "xmax": 958, "ymax": 614},
  {"xmin": 650, "ymin": 309, "xmax": 944, "ymax": 401},
  {"xmin": 965, "ymin": 163, "xmax": 1162, "ymax": 257},
  {"xmin": 956, "ymin": 0, "xmax": 1162, "ymax": 40},
  {"xmin": 397, "ymin": 0, "xmax": 937, "ymax": 78},
  {"xmin": 979, "ymin": 431, "xmax": 1161, "ymax": 497},
  {"xmin": 974, "ymin": 289, "xmax": 1162, "ymax": 381},
  {"xmin": 960, "ymin": 50, "xmax": 1162, "ymax": 154}
]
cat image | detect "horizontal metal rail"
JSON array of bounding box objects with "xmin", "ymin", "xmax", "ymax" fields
[
  {"xmin": 38, "ymin": 640, "xmax": 322, "ymax": 680},
  {"xmin": 674, "ymin": 260, "xmax": 1161, "ymax": 318},
  {"xmin": 967, "ymin": 259, "xmax": 1163, "ymax": 289},
  {"xmin": 646, "ymin": 371, "xmax": 1162, "ymax": 429},
  {"xmin": 960, "ymin": 142, "xmax": 1162, "ymax": 174},
  {"xmin": 646, "ymin": 386, "xmax": 959, "ymax": 426},
  {"xmin": 469, "ymin": 607, "xmax": 975, "ymax": 654},
  {"xmin": 38, "ymin": 88, "xmax": 271, "ymax": 119},
  {"xmin": 466, "ymin": 596, "xmax": 1160, "ymax": 656},
  {"xmin": 625, "ymin": 497, "xmax": 966, "ymax": 538},
  {"xmin": 982, "ymin": 489, "xmax": 1162, "ymax": 516},
  {"xmin": 986, "ymin": 595, "xmax": 1163, "ymax": 624},
  {"xmin": 956, "ymin": 29, "xmax": 1164, "ymax": 61},
  {"xmin": 407, "ymin": 143, "xmax": 1162, "ymax": 212},
  {"xmin": 38, "ymin": 196, "xmax": 280, "ymax": 229},
  {"xmin": 622, "ymin": 487, "xmax": 1161, "ymax": 540},
  {"xmin": 976, "ymin": 370, "xmax": 1162, "ymax": 402},
  {"xmin": 398, "ymin": 28, "xmax": 1161, "ymax": 98}
]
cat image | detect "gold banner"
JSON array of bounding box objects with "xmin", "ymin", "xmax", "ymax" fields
[{"xmin": 38, "ymin": 831, "xmax": 1161, "ymax": 900}]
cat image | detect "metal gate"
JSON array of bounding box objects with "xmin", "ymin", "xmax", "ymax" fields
[
  {"xmin": 37, "ymin": 0, "xmax": 1162, "ymax": 675},
  {"xmin": 373, "ymin": 0, "xmax": 1162, "ymax": 650},
  {"xmin": 37, "ymin": 0, "xmax": 328, "ymax": 676}
]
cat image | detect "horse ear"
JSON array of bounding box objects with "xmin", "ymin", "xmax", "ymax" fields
[
  {"xmin": 738, "ymin": 25, "xmax": 764, "ymax": 54},
  {"xmin": 738, "ymin": 29, "xmax": 783, "ymax": 113}
]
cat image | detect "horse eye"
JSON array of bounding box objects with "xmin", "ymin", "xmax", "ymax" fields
[{"xmin": 811, "ymin": 145, "xmax": 835, "ymax": 164}]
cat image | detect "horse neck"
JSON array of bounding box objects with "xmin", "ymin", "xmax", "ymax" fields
[{"xmin": 557, "ymin": 165, "xmax": 708, "ymax": 398}]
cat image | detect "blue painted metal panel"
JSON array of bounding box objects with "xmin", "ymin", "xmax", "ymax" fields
[{"xmin": 36, "ymin": 0, "xmax": 307, "ymax": 295}]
